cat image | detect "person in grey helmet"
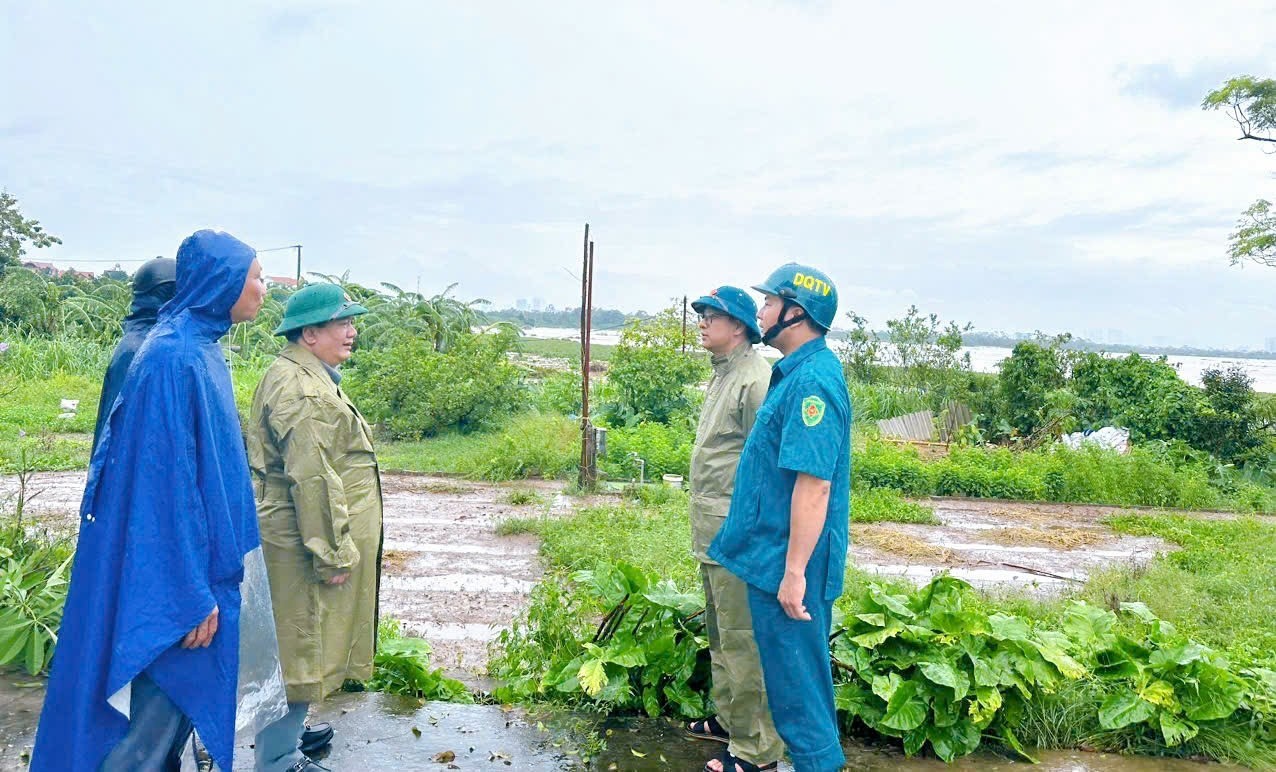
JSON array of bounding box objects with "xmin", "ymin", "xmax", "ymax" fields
[{"xmin": 92, "ymin": 257, "xmax": 177, "ymax": 451}]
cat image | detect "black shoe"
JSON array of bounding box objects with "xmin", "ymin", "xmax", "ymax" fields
[{"xmin": 300, "ymin": 722, "xmax": 334, "ymax": 755}]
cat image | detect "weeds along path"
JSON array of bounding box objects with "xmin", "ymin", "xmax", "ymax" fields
[{"xmin": 0, "ymin": 470, "xmax": 570, "ymax": 688}]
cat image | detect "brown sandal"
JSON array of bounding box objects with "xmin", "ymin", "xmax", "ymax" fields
[{"xmin": 703, "ymin": 747, "xmax": 778, "ymax": 772}]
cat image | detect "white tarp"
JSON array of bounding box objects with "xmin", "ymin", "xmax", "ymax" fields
[{"xmin": 1061, "ymin": 426, "xmax": 1130, "ymax": 454}]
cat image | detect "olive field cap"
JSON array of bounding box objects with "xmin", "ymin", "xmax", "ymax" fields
[
  {"xmin": 691, "ymin": 285, "xmax": 762, "ymax": 344},
  {"xmin": 274, "ymin": 283, "xmax": 369, "ymax": 335},
  {"xmin": 131, "ymin": 257, "xmax": 177, "ymax": 295},
  {"xmin": 752, "ymin": 262, "xmax": 838, "ymax": 331}
]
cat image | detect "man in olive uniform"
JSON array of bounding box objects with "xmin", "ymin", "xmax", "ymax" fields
[
  {"xmin": 686, "ymin": 286, "xmax": 782, "ymax": 772},
  {"xmin": 709, "ymin": 264, "xmax": 850, "ymax": 772},
  {"xmin": 248, "ymin": 284, "xmax": 384, "ymax": 772}
]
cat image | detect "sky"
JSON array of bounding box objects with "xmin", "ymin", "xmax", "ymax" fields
[{"xmin": 3, "ymin": 1, "xmax": 1276, "ymax": 349}]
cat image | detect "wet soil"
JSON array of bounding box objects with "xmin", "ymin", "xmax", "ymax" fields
[{"xmin": 854, "ymin": 497, "xmax": 1188, "ymax": 594}]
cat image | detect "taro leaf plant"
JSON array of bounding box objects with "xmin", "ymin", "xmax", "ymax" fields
[
  {"xmin": 0, "ymin": 548, "xmax": 72, "ymax": 674},
  {"xmin": 1078, "ymin": 601, "xmax": 1255, "ymax": 748},
  {"xmin": 495, "ymin": 561, "xmax": 710, "ymax": 718},
  {"xmin": 365, "ymin": 621, "xmax": 472, "ymax": 702},
  {"xmin": 831, "ymin": 575, "xmax": 1086, "ymax": 762}
]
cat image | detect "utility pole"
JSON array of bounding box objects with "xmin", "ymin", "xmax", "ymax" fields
[
  {"xmin": 681, "ymin": 295, "xmax": 688, "ymax": 353},
  {"xmin": 294, "ymin": 245, "xmax": 303, "ymax": 286},
  {"xmin": 579, "ymin": 224, "xmax": 597, "ymax": 491}
]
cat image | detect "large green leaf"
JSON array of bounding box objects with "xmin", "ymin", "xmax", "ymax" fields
[
  {"xmin": 1061, "ymin": 601, "xmax": 1115, "ymax": 648},
  {"xmin": 642, "ymin": 580, "xmax": 701, "ymax": 615},
  {"xmin": 1098, "ymin": 690, "xmax": 1156, "ymax": 729},
  {"xmin": 1149, "ymin": 643, "xmax": 1211, "ymax": 670},
  {"xmin": 881, "ymin": 680, "xmax": 929, "ymax": 732},
  {"xmin": 869, "ymin": 586, "xmax": 916, "ymax": 619},
  {"xmin": 919, "ymin": 661, "xmax": 970, "ymax": 701},
  {"xmin": 1181, "ymin": 664, "xmax": 1245, "ymax": 721},
  {"xmin": 1159, "ymin": 712, "xmax": 1199, "ymax": 746},
  {"xmin": 1030, "ymin": 640, "xmax": 1087, "ymax": 680},
  {"xmin": 602, "ymin": 644, "xmax": 647, "ymax": 668},
  {"xmin": 988, "ymin": 614, "xmax": 1030, "ymax": 642},
  {"xmin": 834, "ymin": 682, "xmax": 885, "ymax": 724},
  {"xmin": 852, "ymin": 617, "xmax": 905, "ymax": 648},
  {"xmin": 926, "ymin": 722, "xmax": 981, "ymax": 763},
  {"xmin": 578, "ymin": 659, "xmax": 608, "ymax": 696},
  {"xmin": 1093, "ymin": 647, "xmax": 1141, "ymax": 680}
]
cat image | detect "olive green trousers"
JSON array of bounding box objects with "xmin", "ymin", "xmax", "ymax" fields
[{"xmin": 701, "ymin": 561, "xmax": 784, "ymax": 765}]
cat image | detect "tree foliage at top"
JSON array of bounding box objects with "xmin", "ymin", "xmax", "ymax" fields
[
  {"xmin": 0, "ymin": 192, "xmax": 61, "ymax": 271},
  {"xmin": 1202, "ymin": 76, "xmax": 1276, "ymax": 267}
]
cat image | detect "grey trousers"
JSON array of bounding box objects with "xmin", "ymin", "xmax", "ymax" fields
[
  {"xmin": 99, "ymin": 673, "xmax": 193, "ymax": 772},
  {"xmin": 254, "ymin": 701, "xmax": 310, "ymax": 772}
]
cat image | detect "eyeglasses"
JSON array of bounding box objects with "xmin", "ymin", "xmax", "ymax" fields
[{"xmin": 698, "ymin": 311, "xmax": 728, "ymax": 324}]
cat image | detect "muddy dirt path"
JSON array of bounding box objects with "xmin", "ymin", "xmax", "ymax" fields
[
  {"xmin": 853, "ymin": 497, "xmax": 1182, "ymax": 594},
  {"xmin": 0, "ymin": 470, "xmax": 570, "ymax": 685}
]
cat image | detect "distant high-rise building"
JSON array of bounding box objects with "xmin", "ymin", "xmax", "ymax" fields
[
  {"xmin": 1265, "ymin": 337, "xmax": 1276, "ymax": 354},
  {"xmin": 516, "ymin": 298, "xmax": 528, "ymax": 310},
  {"xmin": 532, "ymin": 296, "xmax": 544, "ymax": 311}
]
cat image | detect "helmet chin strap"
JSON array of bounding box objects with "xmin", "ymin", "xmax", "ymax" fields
[{"xmin": 761, "ymin": 301, "xmax": 807, "ymax": 345}]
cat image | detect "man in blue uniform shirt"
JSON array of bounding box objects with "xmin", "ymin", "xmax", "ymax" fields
[{"xmin": 708, "ymin": 263, "xmax": 850, "ymax": 772}]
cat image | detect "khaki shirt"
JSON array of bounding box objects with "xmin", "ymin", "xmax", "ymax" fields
[{"xmin": 689, "ymin": 341, "xmax": 771, "ymax": 563}]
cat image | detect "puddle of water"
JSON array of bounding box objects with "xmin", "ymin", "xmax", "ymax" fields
[
  {"xmin": 382, "ymin": 539, "xmax": 538, "ymax": 555},
  {"xmin": 382, "ymin": 574, "xmax": 537, "ymax": 594},
  {"xmin": 401, "ymin": 621, "xmax": 502, "ymax": 642}
]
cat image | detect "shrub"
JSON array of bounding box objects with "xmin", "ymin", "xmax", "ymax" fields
[
  {"xmin": 600, "ymin": 420, "xmax": 695, "ymax": 481},
  {"xmin": 454, "ymin": 413, "xmax": 580, "ymax": 481},
  {"xmin": 601, "ymin": 309, "xmax": 709, "ymax": 425},
  {"xmin": 344, "ymin": 328, "xmax": 525, "ymax": 439}
]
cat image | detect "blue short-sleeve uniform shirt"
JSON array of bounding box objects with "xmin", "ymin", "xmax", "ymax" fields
[{"xmin": 708, "ymin": 337, "xmax": 852, "ymax": 601}]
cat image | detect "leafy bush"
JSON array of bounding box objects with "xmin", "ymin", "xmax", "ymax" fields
[
  {"xmin": 851, "ymin": 488, "xmax": 938, "ymax": 525},
  {"xmin": 833, "ymin": 576, "xmax": 1276, "ymax": 764},
  {"xmin": 534, "ymin": 369, "xmax": 584, "ymax": 416},
  {"xmin": 345, "ymin": 327, "xmax": 526, "ymax": 438},
  {"xmin": 453, "ymin": 413, "xmax": 580, "ymax": 481},
  {"xmin": 852, "ymin": 435, "xmax": 1251, "ymax": 512},
  {"xmin": 601, "ymin": 309, "xmax": 708, "ymax": 425},
  {"xmin": 366, "ymin": 619, "xmax": 471, "ymax": 702},
  {"xmin": 0, "ymin": 524, "xmax": 73, "ymax": 674},
  {"xmin": 600, "ymin": 420, "xmax": 695, "ymax": 481},
  {"xmin": 491, "ymin": 561, "xmax": 709, "ymax": 718}
]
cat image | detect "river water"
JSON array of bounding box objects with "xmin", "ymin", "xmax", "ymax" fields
[{"xmin": 520, "ymin": 328, "xmax": 1276, "ymax": 393}]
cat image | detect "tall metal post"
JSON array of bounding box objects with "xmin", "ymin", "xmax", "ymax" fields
[
  {"xmin": 681, "ymin": 295, "xmax": 688, "ymax": 353},
  {"xmin": 295, "ymin": 245, "xmax": 303, "ymax": 286},
  {"xmin": 579, "ymin": 225, "xmax": 595, "ymax": 491}
]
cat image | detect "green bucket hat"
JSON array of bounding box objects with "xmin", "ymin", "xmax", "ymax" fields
[{"xmin": 274, "ymin": 283, "xmax": 369, "ymax": 335}]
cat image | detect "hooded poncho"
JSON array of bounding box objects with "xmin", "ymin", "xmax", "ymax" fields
[
  {"xmin": 91, "ymin": 268, "xmax": 176, "ymax": 450},
  {"xmin": 32, "ymin": 230, "xmax": 287, "ymax": 771}
]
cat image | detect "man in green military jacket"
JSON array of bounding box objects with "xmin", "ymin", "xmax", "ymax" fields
[
  {"xmin": 247, "ymin": 283, "xmax": 384, "ymax": 772},
  {"xmin": 686, "ymin": 286, "xmax": 783, "ymax": 772}
]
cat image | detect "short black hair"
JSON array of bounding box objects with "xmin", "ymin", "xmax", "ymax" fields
[{"xmin": 284, "ymin": 328, "xmax": 303, "ymax": 344}]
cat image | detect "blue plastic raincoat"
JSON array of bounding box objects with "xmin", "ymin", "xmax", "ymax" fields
[{"xmin": 32, "ymin": 231, "xmax": 286, "ymax": 771}]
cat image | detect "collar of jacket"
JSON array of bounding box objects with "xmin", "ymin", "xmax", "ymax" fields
[
  {"xmin": 773, "ymin": 335, "xmax": 829, "ymax": 379},
  {"xmin": 710, "ymin": 340, "xmax": 755, "ymax": 374},
  {"xmin": 280, "ymin": 342, "xmax": 342, "ymax": 385}
]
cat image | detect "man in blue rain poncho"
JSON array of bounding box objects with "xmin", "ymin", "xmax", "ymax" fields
[
  {"xmin": 32, "ymin": 230, "xmax": 288, "ymax": 771},
  {"xmin": 91, "ymin": 256, "xmax": 177, "ymax": 452}
]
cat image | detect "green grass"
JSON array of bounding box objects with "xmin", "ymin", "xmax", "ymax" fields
[
  {"xmin": 849, "ymin": 487, "xmax": 938, "ymax": 524},
  {"xmin": 379, "ymin": 413, "xmax": 580, "ymax": 481},
  {"xmin": 1080, "ymin": 514, "xmax": 1276, "ymax": 668},
  {"xmin": 517, "ymin": 337, "xmax": 616, "ymax": 361},
  {"xmin": 504, "ymin": 488, "xmax": 545, "ymax": 506},
  {"xmin": 0, "ymin": 374, "xmax": 100, "ymax": 472}
]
